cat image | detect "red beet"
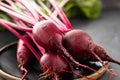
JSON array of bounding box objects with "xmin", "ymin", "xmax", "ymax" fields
[
  {"xmin": 32, "ymin": 20, "xmax": 63, "ymax": 52},
  {"xmin": 63, "ymin": 29, "xmax": 93, "ymax": 62},
  {"xmin": 63, "ymin": 29, "xmax": 120, "ymax": 65},
  {"xmin": 39, "ymin": 52, "xmax": 96, "ymax": 80},
  {"xmin": 39, "ymin": 52, "xmax": 70, "ymax": 80},
  {"xmin": 17, "ymin": 35, "xmax": 33, "ymax": 80}
]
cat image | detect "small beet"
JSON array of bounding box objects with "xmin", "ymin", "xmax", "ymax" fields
[
  {"xmin": 17, "ymin": 35, "xmax": 33, "ymax": 80},
  {"xmin": 39, "ymin": 52, "xmax": 70, "ymax": 80}
]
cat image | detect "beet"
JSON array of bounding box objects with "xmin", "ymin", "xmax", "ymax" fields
[
  {"xmin": 32, "ymin": 20, "xmax": 63, "ymax": 52},
  {"xmin": 63, "ymin": 29, "xmax": 120, "ymax": 65},
  {"xmin": 39, "ymin": 52, "xmax": 70, "ymax": 80},
  {"xmin": 63, "ymin": 29, "xmax": 94, "ymax": 62},
  {"xmin": 17, "ymin": 35, "xmax": 33, "ymax": 80}
]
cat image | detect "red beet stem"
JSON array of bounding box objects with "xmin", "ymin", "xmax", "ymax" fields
[
  {"xmin": 53, "ymin": 73, "xmax": 59, "ymax": 80},
  {"xmin": 49, "ymin": 0, "xmax": 73, "ymax": 30},
  {"xmin": 52, "ymin": 0, "xmax": 69, "ymax": 16},
  {"xmin": 17, "ymin": 0, "xmax": 39, "ymax": 21},
  {"xmin": 0, "ymin": 2, "xmax": 35, "ymax": 21},
  {"xmin": 0, "ymin": 19, "xmax": 32, "ymax": 32},
  {"xmin": 27, "ymin": 32, "xmax": 45, "ymax": 55},
  {"xmin": 0, "ymin": 22, "xmax": 41, "ymax": 61},
  {"xmin": 0, "ymin": 3, "xmax": 36, "ymax": 24}
]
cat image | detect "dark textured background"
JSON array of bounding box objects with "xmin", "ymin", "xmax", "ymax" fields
[{"xmin": 0, "ymin": 0, "xmax": 120, "ymax": 80}]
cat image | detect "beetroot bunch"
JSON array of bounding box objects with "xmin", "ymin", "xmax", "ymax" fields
[{"xmin": 0, "ymin": 0, "xmax": 120, "ymax": 80}]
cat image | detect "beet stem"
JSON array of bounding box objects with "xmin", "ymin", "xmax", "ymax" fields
[
  {"xmin": 37, "ymin": 1, "xmax": 51, "ymax": 15},
  {"xmin": 0, "ymin": 3, "xmax": 36, "ymax": 24},
  {"xmin": 37, "ymin": 1, "xmax": 69, "ymax": 32},
  {"xmin": 27, "ymin": 32, "xmax": 45, "ymax": 55},
  {"xmin": 49, "ymin": 0, "xmax": 73, "ymax": 30},
  {"xmin": 0, "ymin": 2, "xmax": 35, "ymax": 21},
  {"xmin": 17, "ymin": 0, "xmax": 39, "ymax": 21},
  {"xmin": 31, "ymin": 2, "xmax": 68, "ymax": 32},
  {"xmin": 0, "ymin": 19, "xmax": 32, "ymax": 32},
  {"xmin": 54, "ymin": 73, "xmax": 59, "ymax": 80},
  {"xmin": 0, "ymin": 22, "xmax": 41, "ymax": 61},
  {"xmin": 52, "ymin": 0, "xmax": 69, "ymax": 16},
  {"xmin": 5, "ymin": 0, "xmax": 13, "ymax": 5}
]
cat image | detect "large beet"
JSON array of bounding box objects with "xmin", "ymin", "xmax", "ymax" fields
[
  {"xmin": 63, "ymin": 29, "xmax": 94, "ymax": 62},
  {"xmin": 63, "ymin": 29, "xmax": 120, "ymax": 65}
]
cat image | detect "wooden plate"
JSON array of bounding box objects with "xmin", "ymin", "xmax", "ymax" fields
[{"xmin": 0, "ymin": 42, "xmax": 109, "ymax": 80}]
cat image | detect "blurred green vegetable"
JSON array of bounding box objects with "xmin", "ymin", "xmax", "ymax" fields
[
  {"xmin": 0, "ymin": 11, "xmax": 12, "ymax": 31},
  {"xmin": 0, "ymin": 12, "xmax": 11, "ymax": 21},
  {"xmin": 0, "ymin": 26, "xmax": 4, "ymax": 31},
  {"xmin": 63, "ymin": 0, "xmax": 102, "ymax": 19}
]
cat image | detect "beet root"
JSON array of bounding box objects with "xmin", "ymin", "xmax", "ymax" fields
[
  {"xmin": 63, "ymin": 29, "xmax": 94, "ymax": 62},
  {"xmin": 63, "ymin": 29, "xmax": 120, "ymax": 65},
  {"xmin": 32, "ymin": 20, "xmax": 63, "ymax": 52},
  {"xmin": 63, "ymin": 29, "xmax": 120, "ymax": 77},
  {"xmin": 17, "ymin": 35, "xmax": 33, "ymax": 80},
  {"xmin": 92, "ymin": 45, "xmax": 120, "ymax": 65},
  {"xmin": 39, "ymin": 52, "xmax": 95, "ymax": 80}
]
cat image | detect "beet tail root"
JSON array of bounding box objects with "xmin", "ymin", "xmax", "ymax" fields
[
  {"xmin": 39, "ymin": 68, "xmax": 59, "ymax": 80},
  {"xmin": 20, "ymin": 66, "xmax": 28, "ymax": 80},
  {"xmin": 93, "ymin": 45, "xmax": 120, "ymax": 65}
]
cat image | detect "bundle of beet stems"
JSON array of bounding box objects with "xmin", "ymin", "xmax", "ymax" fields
[{"xmin": 0, "ymin": 0, "xmax": 120, "ymax": 80}]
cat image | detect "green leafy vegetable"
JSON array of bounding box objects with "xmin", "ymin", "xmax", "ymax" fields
[
  {"xmin": 63, "ymin": 0, "xmax": 80, "ymax": 18},
  {"xmin": 76, "ymin": 0, "xmax": 101, "ymax": 19},
  {"xmin": 63, "ymin": 0, "xmax": 102, "ymax": 19},
  {"xmin": 0, "ymin": 11, "xmax": 12, "ymax": 31},
  {"xmin": 0, "ymin": 12, "xmax": 11, "ymax": 21}
]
